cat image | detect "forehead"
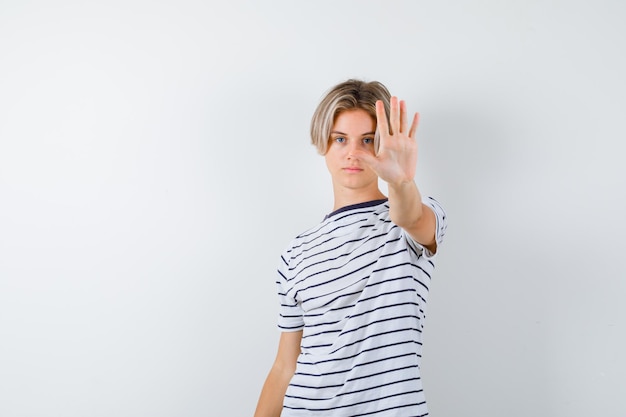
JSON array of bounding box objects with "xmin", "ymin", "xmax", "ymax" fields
[{"xmin": 332, "ymin": 109, "xmax": 375, "ymax": 132}]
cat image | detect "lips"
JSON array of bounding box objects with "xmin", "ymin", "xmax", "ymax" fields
[{"xmin": 343, "ymin": 167, "xmax": 363, "ymax": 173}]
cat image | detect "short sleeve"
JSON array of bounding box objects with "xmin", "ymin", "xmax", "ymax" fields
[
  {"xmin": 421, "ymin": 196, "xmax": 447, "ymax": 258},
  {"xmin": 276, "ymin": 253, "xmax": 305, "ymax": 332}
]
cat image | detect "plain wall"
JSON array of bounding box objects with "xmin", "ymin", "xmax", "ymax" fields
[{"xmin": 1, "ymin": 1, "xmax": 624, "ymax": 416}]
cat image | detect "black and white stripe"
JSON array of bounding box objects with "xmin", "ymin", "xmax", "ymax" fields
[{"xmin": 277, "ymin": 197, "xmax": 446, "ymax": 417}]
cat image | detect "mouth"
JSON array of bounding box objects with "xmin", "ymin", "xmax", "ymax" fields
[{"xmin": 343, "ymin": 167, "xmax": 363, "ymax": 173}]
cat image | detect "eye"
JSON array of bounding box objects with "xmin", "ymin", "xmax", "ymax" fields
[
  {"xmin": 362, "ymin": 137, "xmax": 374, "ymax": 145},
  {"xmin": 334, "ymin": 136, "xmax": 346, "ymax": 144}
]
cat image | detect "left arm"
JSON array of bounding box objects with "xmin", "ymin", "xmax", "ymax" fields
[
  {"xmin": 387, "ymin": 181, "xmax": 437, "ymax": 253},
  {"xmin": 355, "ymin": 96, "xmax": 438, "ymax": 252}
]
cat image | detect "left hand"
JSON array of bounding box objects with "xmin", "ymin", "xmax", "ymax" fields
[{"xmin": 356, "ymin": 96, "xmax": 419, "ymax": 187}]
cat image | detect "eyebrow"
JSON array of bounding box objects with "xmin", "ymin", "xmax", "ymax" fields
[{"xmin": 330, "ymin": 130, "xmax": 376, "ymax": 136}]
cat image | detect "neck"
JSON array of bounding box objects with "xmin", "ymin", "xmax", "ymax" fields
[{"xmin": 331, "ymin": 184, "xmax": 386, "ymax": 211}]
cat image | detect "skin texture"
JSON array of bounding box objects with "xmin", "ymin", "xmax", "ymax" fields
[
  {"xmin": 253, "ymin": 331, "xmax": 302, "ymax": 417},
  {"xmin": 253, "ymin": 95, "xmax": 437, "ymax": 417},
  {"xmin": 324, "ymin": 108, "xmax": 386, "ymax": 209},
  {"xmin": 359, "ymin": 97, "xmax": 437, "ymax": 253}
]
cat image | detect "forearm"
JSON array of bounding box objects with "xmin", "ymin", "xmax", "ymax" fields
[
  {"xmin": 388, "ymin": 180, "xmax": 437, "ymax": 251},
  {"xmin": 387, "ymin": 180, "xmax": 424, "ymax": 228}
]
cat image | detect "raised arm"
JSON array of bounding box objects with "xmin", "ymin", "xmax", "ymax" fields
[
  {"xmin": 254, "ymin": 330, "xmax": 303, "ymax": 417},
  {"xmin": 387, "ymin": 177, "xmax": 437, "ymax": 254},
  {"xmin": 355, "ymin": 96, "xmax": 438, "ymax": 253}
]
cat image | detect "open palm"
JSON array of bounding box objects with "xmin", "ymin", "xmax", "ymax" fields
[{"xmin": 357, "ymin": 96, "xmax": 419, "ymax": 187}]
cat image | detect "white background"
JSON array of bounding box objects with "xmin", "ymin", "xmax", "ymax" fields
[{"xmin": 1, "ymin": 1, "xmax": 625, "ymax": 416}]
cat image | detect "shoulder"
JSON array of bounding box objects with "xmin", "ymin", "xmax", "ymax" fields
[
  {"xmin": 409, "ymin": 196, "xmax": 448, "ymax": 258},
  {"xmin": 278, "ymin": 218, "xmax": 327, "ymax": 265},
  {"xmin": 423, "ymin": 196, "xmax": 447, "ymax": 241}
]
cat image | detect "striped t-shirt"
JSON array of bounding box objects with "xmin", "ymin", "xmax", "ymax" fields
[{"xmin": 276, "ymin": 197, "xmax": 447, "ymax": 417}]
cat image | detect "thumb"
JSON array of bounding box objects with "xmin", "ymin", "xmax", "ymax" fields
[{"xmin": 352, "ymin": 150, "xmax": 378, "ymax": 170}]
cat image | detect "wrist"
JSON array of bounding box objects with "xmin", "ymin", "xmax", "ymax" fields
[{"xmin": 387, "ymin": 179, "xmax": 415, "ymax": 192}]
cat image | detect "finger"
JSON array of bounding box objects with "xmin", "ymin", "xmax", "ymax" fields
[
  {"xmin": 375, "ymin": 100, "xmax": 390, "ymax": 137},
  {"xmin": 389, "ymin": 96, "xmax": 400, "ymax": 135},
  {"xmin": 400, "ymin": 100, "xmax": 408, "ymax": 134},
  {"xmin": 408, "ymin": 112, "xmax": 420, "ymax": 139}
]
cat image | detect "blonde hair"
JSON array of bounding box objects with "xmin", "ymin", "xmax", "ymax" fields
[{"xmin": 310, "ymin": 79, "xmax": 391, "ymax": 155}]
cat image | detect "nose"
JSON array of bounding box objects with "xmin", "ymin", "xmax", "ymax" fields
[{"xmin": 346, "ymin": 140, "xmax": 359, "ymax": 160}]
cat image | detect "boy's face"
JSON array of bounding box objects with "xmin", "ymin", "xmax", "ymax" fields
[{"xmin": 324, "ymin": 109, "xmax": 379, "ymax": 193}]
